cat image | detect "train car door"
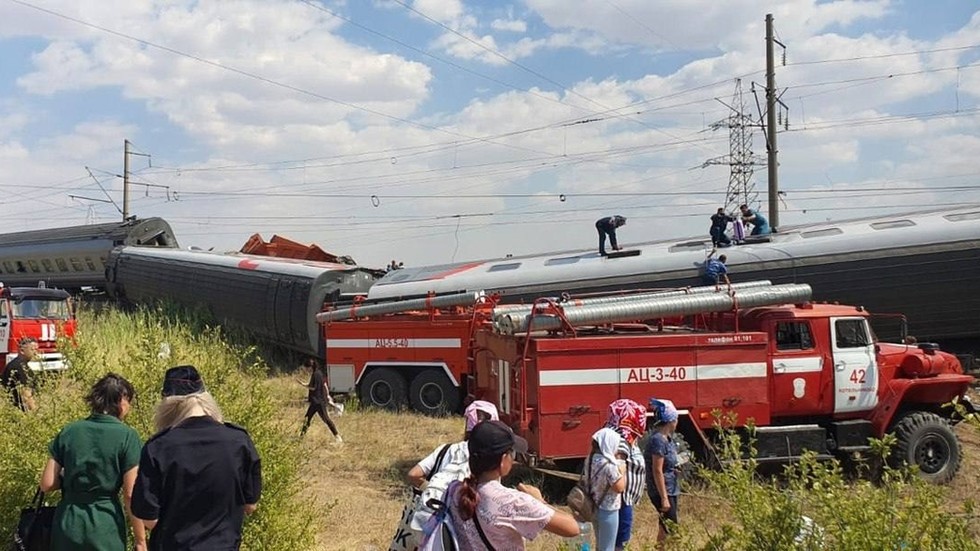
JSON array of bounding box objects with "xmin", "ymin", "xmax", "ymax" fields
[{"xmin": 830, "ymin": 317, "xmax": 878, "ymax": 414}]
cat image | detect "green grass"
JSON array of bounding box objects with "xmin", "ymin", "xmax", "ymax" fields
[{"xmin": 0, "ymin": 305, "xmax": 315, "ymax": 551}]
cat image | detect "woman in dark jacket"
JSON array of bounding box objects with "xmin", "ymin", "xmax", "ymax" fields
[
  {"xmin": 132, "ymin": 366, "xmax": 262, "ymax": 551},
  {"xmin": 40, "ymin": 373, "xmax": 145, "ymax": 551}
]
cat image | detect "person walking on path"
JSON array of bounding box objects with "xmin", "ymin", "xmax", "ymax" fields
[
  {"xmin": 739, "ymin": 204, "xmax": 771, "ymax": 236},
  {"xmin": 702, "ymin": 254, "xmax": 731, "ymax": 291},
  {"xmin": 40, "ymin": 373, "xmax": 145, "ymax": 551},
  {"xmin": 645, "ymin": 399, "xmax": 681, "ymax": 548},
  {"xmin": 300, "ymin": 359, "xmax": 342, "ymax": 442},
  {"xmin": 595, "ymin": 215, "xmax": 627, "ymax": 256},
  {"xmin": 2, "ymin": 336, "xmax": 39, "ymax": 411},
  {"xmin": 132, "ymin": 366, "xmax": 262, "ymax": 551},
  {"xmin": 709, "ymin": 208, "xmax": 734, "ymax": 248},
  {"xmin": 604, "ymin": 399, "xmax": 646, "ymax": 551}
]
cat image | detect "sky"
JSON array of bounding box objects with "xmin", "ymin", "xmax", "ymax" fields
[{"xmin": 1, "ymin": 0, "xmax": 979, "ymax": 269}]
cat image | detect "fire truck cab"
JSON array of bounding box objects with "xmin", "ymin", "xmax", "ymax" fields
[
  {"xmin": 472, "ymin": 300, "xmax": 974, "ymax": 483},
  {"xmin": 0, "ymin": 285, "xmax": 75, "ymax": 372}
]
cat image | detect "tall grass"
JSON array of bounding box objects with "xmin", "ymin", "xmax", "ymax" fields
[{"xmin": 0, "ymin": 305, "xmax": 316, "ymax": 551}]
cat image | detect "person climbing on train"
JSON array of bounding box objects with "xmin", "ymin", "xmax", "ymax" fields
[
  {"xmin": 596, "ymin": 215, "xmax": 627, "ymax": 256},
  {"xmin": 709, "ymin": 208, "xmax": 734, "ymax": 248},
  {"xmin": 739, "ymin": 204, "xmax": 771, "ymax": 236},
  {"xmin": 702, "ymin": 254, "xmax": 731, "ymax": 291}
]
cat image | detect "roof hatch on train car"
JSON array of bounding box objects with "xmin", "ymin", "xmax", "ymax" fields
[
  {"xmin": 801, "ymin": 228, "xmax": 843, "ymax": 238},
  {"xmin": 669, "ymin": 240, "xmax": 709, "ymax": 252},
  {"xmin": 870, "ymin": 220, "xmax": 915, "ymax": 230},
  {"xmin": 944, "ymin": 211, "xmax": 980, "ymax": 222}
]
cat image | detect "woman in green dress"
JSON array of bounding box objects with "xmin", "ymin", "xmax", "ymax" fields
[{"xmin": 39, "ymin": 373, "xmax": 146, "ymax": 551}]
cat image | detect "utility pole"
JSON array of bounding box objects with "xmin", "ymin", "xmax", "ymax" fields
[
  {"xmin": 765, "ymin": 13, "xmax": 783, "ymax": 231},
  {"xmin": 123, "ymin": 139, "xmax": 131, "ymax": 221}
]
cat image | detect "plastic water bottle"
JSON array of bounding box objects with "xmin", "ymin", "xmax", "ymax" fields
[{"xmin": 570, "ymin": 521, "xmax": 592, "ymax": 551}]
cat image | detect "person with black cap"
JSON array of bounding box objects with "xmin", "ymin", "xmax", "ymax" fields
[
  {"xmin": 132, "ymin": 366, "xmax": 262, "ymax": 551},
  {"xmin": 444, "ymin": 420, "xmax": 579, "ymax": 549}
]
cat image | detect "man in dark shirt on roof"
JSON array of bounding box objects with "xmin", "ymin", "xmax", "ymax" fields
[
  {"xmin": 132, "ymin": 366, "xmax": 261, "ymax": 551},
  {"xmin": 709, "ymin": 208, "xmax": 734, "ymax": 248},
  {"xmin": 596, "ymin": 215, "xmax": 627, "ymax": 256}
]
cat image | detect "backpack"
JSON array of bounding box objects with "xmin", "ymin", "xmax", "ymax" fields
[
  {"xmin": 566, "ymin": 454, "xmax": 597, "ymax": 522},
  {"xmin": 419, "ymin": 481, "xmax": 495, "ymax": 551},
  {"xmin": 410, "ymin": 444, "xmax": 469, "ymax": 532}
]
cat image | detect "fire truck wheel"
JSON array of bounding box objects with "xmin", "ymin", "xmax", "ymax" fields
[
  {"xmin": 890, "ymin": 411, "xmax": 961, "ymax": 484},
  {"xmin": 408, "ymin": 370, "xmax": 460, "ymax": 415},
  {"xmin": 359, "ymin": 368, "xmax": 408, "ymax": 410}
]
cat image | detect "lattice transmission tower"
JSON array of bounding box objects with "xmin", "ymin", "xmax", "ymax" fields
[{"xmin": 702, "ymin": 79, "xmax": 765, "ymax": 213}]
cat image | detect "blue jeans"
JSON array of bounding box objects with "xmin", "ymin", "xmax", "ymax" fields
[
  {"xmin": 615, "ymin": 505, "xmax": 633, "ymax": 550},
  {"xmin": 594, "ymin": 508, "xmax": 619, "ymax": 551}
]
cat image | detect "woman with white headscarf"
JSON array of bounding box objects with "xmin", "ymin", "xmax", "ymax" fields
[
  {"xmin": 645, "ymin": 398, "xmax": 681, "ymax": 546},
  {"xmin": 587, "ymin": 427, "xmax": 627, "ymax": 551},
  {"xmin": 604, "ymin": 399, "xmax": 646, "ymax": 551}
]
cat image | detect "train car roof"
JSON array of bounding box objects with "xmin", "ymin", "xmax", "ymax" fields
[
  {"xmin": 115, "ymin": 246, "xmax": 373, "ymax": 279},
  {"xmin": 367, "ymin": 205, "xmax": 980, "ymax": 299},
  {"xmin": 0, "ymin": 217, "xmax": 175, "ymax": 247}
]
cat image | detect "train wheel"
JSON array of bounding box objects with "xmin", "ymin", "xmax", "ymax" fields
[
  {"xmin": 408, "ymin": 370, "xmax": 460, "ymax": 415},
  {"xmin": 359, "ymin": 368, "xmax": 408, "ymax": 411},
  {"xmin": 890, "ymin": 411, "xmax": 961, "ymax": 484}
]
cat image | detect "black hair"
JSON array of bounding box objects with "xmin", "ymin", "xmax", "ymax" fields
[
  {"xmin": 85, "ymin": 373, "xmax": 135, "ymax": 418},
  {"xmin": 719, "ymin": 254, "xmax": 727, "ymax": 262}
]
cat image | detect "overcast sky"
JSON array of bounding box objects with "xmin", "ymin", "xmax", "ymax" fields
[{"xmin": 2, "ymin": 0, "xmax": 979, "ymax": 268}]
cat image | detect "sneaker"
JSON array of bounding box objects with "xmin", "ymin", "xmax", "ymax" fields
[{"xmin": 335, "ymin": 435, "xmax": 344, "ymax": 444}]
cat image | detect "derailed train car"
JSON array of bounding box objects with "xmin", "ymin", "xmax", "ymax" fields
[
  {"xmin": 106, "ymin": 247, "xmax": 378, "ymax": 356},
  {"xmin": 0, "ymin": 218, "xmax": 177, "ymax": 290},
  {"xmin": 366, "ymin": 206, "xmax": 980, "ymax": 360}
]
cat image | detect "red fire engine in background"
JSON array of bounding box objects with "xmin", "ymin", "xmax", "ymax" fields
[
  {"xmin": 0, "ymin": 284, "xmax": 76, "ymax": 372},
  {"xmin": 319, "ymin": 281, "xmax": 976, "ymax": 483}
]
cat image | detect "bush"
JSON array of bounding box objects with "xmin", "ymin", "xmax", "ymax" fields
[
  {"xmin": 0, "ymin": 305, "xmax": 316, "ymax": 551},
  {"xmin": 670, "ymin": 418, "xmax": 979, "ymax": 551}
]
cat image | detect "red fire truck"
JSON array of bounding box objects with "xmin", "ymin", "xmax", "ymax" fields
[
  {"xmin": 320, "ymin": 282, "xmax": 975, "ymax": 482},
  {"xmin": 0, "ymin": 284, "xmax": 76, "ymax": 372}
]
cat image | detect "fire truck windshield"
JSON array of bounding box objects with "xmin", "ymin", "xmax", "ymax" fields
[{"xmin": 12, "ymin": 298, "xmax": 71, "ymax": 320}]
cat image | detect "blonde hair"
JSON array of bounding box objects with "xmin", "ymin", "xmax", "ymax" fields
[{"xmin": 153, "ymin": 391, "xmax": 224, "ymax": 432}]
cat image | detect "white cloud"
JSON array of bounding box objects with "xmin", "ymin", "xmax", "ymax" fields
[{"xmin": 491, "ymin": 18, "xmax": 527, "ymax": 33}]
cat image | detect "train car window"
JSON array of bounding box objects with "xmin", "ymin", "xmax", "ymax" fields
[
  {"xmin": 487, "ymin": 263, "xmax": 521, "ymax": 272},
  {"xmin": 801, "ymin": 228, "xmax": 843, "ymax": 238},
  {"xmin": 85, "ymin": 257, "xmax": 97, "ymax": 271},
  {"xmin": 388, "ymin": 272, "xmax": 412, "ymax": 282},
  {"xmin": 870, "ymin": 220, "xmax": 915, "ymax": 230},
  {"xmin": 27, "ymin": 260, "xmax": 40, "ymax": 273},
  {"xmin": 545, "ymin": 256, "xmax": 581, "ymax": 266},
  {"xmin": 56, "ymin": 259, "xmax": 69, "ymax": 272},
  {"xmin": 669, "ymin": 240, "xmax": 708, "ymax": 252},
  {"xmin": 2, "ymin": 261, "xmax": 12, "ymax": 273},
  {"xmin": 69, "ymin": 257, "xmax": 84, "ymax": 272},
  {"xmin": 944, "ymin": 211, "xmax": 980, "ymax": 222},
  {"xmin": 41, "ymin": 259, "xmax": 53, "ymax": 272},
  {"xmin": 775, "ymin": 322, "xmax": 814, "ymax": 350}
]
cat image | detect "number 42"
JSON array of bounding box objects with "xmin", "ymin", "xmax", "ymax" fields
[{"xmin": 849, "ymin": 369, "xmax": 866, "ymax": 384}]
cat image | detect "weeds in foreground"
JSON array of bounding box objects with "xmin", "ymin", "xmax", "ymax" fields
[{"xmin": 0, "ymin": 306, "xmax": 316, "ymax": 551}]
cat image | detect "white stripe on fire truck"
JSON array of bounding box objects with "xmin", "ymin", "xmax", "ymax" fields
[
  {"xmin": 538, "ymin": 362, "xmax": 768, "ymax": 387},
  {"xmin": 327, "ymin": 338, "xmax": 463, "ymax": 348}
]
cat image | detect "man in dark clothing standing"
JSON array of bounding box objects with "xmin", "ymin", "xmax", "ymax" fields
[
  {"xmin": 1, "ymin": 337, "xmax": 38, "ymax": 411},
  {"xmin": 300, "ymin": 359, "xmax": 342, "ymax": 442},
  {"xmin": 709, "ymin": 208, "xmax": 734, "ymax": 248},
  {"xmin": 596, "ymin": 215, "xmax": 627, "ymax": 256}
]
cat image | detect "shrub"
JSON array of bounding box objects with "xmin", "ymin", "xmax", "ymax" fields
[
  {"xmin": 0, "ymin": 305, "xmax": 316, "ymax": 551},
  {"xmin": 670, "ymin": 419, "xmax": 979, "ymax": 551}
]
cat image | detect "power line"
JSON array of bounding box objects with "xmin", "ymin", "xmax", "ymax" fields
[{"xmin": 786, "ymin": 43, "xmax": 980, "ymax": 66}]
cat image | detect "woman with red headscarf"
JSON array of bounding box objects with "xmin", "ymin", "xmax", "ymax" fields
[{"xmin": 604, "ymin": 399, "xmax": 646, "ymax": 551}]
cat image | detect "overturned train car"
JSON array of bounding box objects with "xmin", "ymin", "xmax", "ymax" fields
[
  {"xmin": 0, "ymin": 218, "xmax": 178, "ymax": 290},
  {"xmin": 106, "ymin": 247, "xmax": 378, "ymax": 357},
  {"xmin": 367, "ymin": 206, "xmax": 980, "ymax": 362}
]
